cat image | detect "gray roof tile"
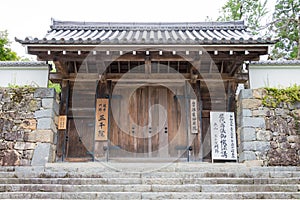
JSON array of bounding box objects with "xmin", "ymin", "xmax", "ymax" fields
[
  {"xmin": 251, "ymin": 60, "xmax": 300, "ymax": 65},
  {"xmin": 0, "ymin": 61, "xmax": 48, "ymax": 67},
  {"xmin": 16, "ymin": 19, "xmax": 274, "ymax": 45}
]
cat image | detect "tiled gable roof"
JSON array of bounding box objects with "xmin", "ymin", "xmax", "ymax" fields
[{"xmin": 17, "ymin": 19, "xmax": 273, "ymax": 45}]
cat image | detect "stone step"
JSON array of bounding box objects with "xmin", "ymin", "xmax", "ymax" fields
[
  {"xmin": 183, "ymin": 177, "xmax": 300, "ymax": 185},
  {"xmin": 41, "ymin": 162, "xmax": 300, "ymax": 173},
  {"xmin": 5, "ymin": 170, "xmax": 300, "ymax": 179},
  {"xmin": 0, "ymin": 163, "xmax": 299, "ymax": 199},
  {"xmin": 141, "ymin": 171, "xmax": 300, "ymax": 179},
  {"xmin": 0, "ymin": 172, "xmax": 18, "ymax": 178},
  {"xmin": 32, "ymin": 172, "xmax": 300, "ymax": 180},
  {"xmin": 201, "ymin": 184, "xmax": 299, "ymax": 192},
  {"xmin": 0, "ymin": 177, "xmax": 299, "ymax": 185},
  {"xmin": 0, "ymin": 191, "xmax": 299, "ymax": 199},
  {"xmin": 142, "ymin": 192, "xmax": 300, "ymax": 199},
  {"xmin": 0, "ymin": 183, "xmax": 298, "ymax": 193},
  {"xmin": 2, "ymin": 163, "xmax": 298, "ymax": 172},
  {"xmin": 0, "ymin": 192, "xmax": 140, "ymax": 199}
]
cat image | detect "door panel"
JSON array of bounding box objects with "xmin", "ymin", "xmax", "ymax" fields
[
  {"xmin": 109, "ymin": 85, "xmax": 187, "ymax": 159},
  {"xmin": 167, "ymin": 88, "xmax": 187, "ymax": 158},
  {"xmin": 66, "ymin": 118, "xmax": 94, "ymax": 160}
]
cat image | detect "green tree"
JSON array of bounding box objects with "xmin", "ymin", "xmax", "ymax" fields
[
  {"xmin": 218, "ymin": 0, "xmax": 268, "ymax": 35},
  {"xmin": 0, "ymin": 30, "xmax": 19, "ymax": 61},
  {"xmin": 270, "ymin": 0, "xmax": 300, "ymax": 59}
]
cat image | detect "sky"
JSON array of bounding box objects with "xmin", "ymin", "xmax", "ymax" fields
[{"xmin": 0, "ymin": 0, "xmax": 276, "ymax": 59}]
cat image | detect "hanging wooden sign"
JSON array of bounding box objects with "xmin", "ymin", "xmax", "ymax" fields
[
  {"xmin": 210, "ymin": 112, "xmax": 237, "ymax": 161},
  {"xmin": 190, "ymin": 99, "xmax": 198, "ymax": 134},
  {"xmin": 58, "ymin": 115, "xmax": 67, "ymax": 130},
  {"xmin": 95, "ymin": 98, "xmax": 109, "ymax": 141}
]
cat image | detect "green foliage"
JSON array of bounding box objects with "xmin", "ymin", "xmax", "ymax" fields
[
  {"xmin": 8, "ymin": 84, "xmax": 36, "ymax": 103},
  {"xmin": 48, "ymin": 81, "xmax": 61, "ymax": 94},
  {"xmin": 270, "ymin": 0, "xmax": 299, "ymax": 59},
  {"xmin": 0, "ymin": 30, "xmax": 19, "ymax": 61},
  {"xmin": 219, "ymin": 0, "xmax": 299, "ymax": 59},
  {"xmin": 262, "ymin": 85, "xmax": 300, "ymax": 108},
  {"xmin": 218, "ymin": 0, "xmax": 243, "ymax": 21},
  {"xmin": 218, "ymin": 0, "xmax": 268, "ymax": 35}
]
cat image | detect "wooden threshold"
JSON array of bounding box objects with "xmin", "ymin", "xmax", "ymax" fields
[
  {"xmin": 64, "ymin": 157, "xmax": 93, "ymax": 162},
  {"xmin": 108, "ymin": 157, "xmax": 188, "ymax": 163}
]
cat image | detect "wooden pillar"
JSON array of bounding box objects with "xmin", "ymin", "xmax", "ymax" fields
[
  {"xmin": 57, "ymin": 80, "xmax": 70, "ymax": 161},
  {"xmin": 94, "ymin": 79, "xmax": 110, "ymax": 161}
]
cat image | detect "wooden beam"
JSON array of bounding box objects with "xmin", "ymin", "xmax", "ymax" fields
[
  {"xmin": 54, "ymin": 61, "xmax": 69, "ymax": 77},
  {"xmin": 33, "ymin": 49, "xmax": 264, "ymax": 64},
  {"xmin": 230, "ymin": 62, "xmax": 241, "ymax": 76},
  {"xmin": 75, "ymin": 73, "xmax": 99, "ymax": 81},
  {"xmin": 50, "ymin": 72, "xmax": 236, "ymax": 83},
  {"xmin": 49, "ymin": 73, "xmax": 63, "ymax": 83},
  {"xmin": 27, "ymin": 45, "xmax": 269, "ymax": 54}
]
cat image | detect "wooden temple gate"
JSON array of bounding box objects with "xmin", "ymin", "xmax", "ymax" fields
[
  {"xmin": 61, "ymin": 57, "xmax": 205, "ymax": 162},
  {"xmin": 54, "ymin": 54, "xmax": 242, "ymax": 162},
  {"xmin": 17, "ymin": 20, "xmax": 272, "ymax": 162}
]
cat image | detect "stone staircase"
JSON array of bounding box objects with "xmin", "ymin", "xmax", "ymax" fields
[{"xmin": 0, "ymin": 162, "xmax": 299, "ymax": 199}]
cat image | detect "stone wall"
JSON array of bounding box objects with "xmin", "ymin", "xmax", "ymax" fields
[
  {"xmin": 0, "ymin": 87, "xmax": 58, "ymax": 166},
  {"xmin": 237, "ymin": 89, "xmax": 300, "ymax": 166}
]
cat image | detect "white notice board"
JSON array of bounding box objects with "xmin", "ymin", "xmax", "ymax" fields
[
  {"xmin": 210, "ymin": 112, "xmax": 237, "ymax": 161},
  {"xmin": 190, "ymin": 99, "xmax": 198, "ymax": 134}
]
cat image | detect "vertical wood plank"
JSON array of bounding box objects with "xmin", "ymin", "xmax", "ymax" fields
[
  {"xmin": 158, "ymin": 87, "xmax": 169, "ymax": 158},
  {"xmin": 148, "ymin": 87, "xmax": 155, "ymax": 156},
  {"xmin": 135, "ymin": 87, "xmax": 142, "ymax": 154},
  {"xmin": 178, "ymin": 85, "xmax": 187, "ymax": 158},
  {"xmin": 123, "ymin": 88, "xmax": 131, "ymax": 155},
  {"xmin": 130, "ymin": 88, "xmax": 137, "ymax": 155},
  {"xmin": 151, "ymin": 87, "xmax": 159, "ymax": 156},
  {"xmin": 142, "ymin": 87, "xmax": 149, "ymax": 155},
  {"xmin": 167, "ymin": 89, "xmax": 175, "ymax": 157}
]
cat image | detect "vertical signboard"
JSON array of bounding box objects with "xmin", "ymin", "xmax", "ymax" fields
[
  {"xmin": 95, "ymin": 98, "xmax": 109, "ymax": 141},
  {"xmin": 58, "ymin": 115, "xmax": 67, "ymax": 130},
  {"xmin": 190, "ymin": 99, "xmax": 198, "ymax": 134},
  {"xmin": 210, "ymin": 112, "xmax": 237, "ymax": 161}
]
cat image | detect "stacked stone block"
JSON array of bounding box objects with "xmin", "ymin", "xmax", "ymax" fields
[
  {"xmin": 0, "ymin": 88, "xmax": 58, "ymax": 166},
  {"xmin": 237, "ymin": 89, "xmax": 300, "ymax": 166},
  {"xmin": 32, "ymin": 88, "xmax": 58, "ymax": 165}
]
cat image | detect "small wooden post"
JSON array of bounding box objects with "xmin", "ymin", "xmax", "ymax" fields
[{"xmin": 145, "ymin": 56, "xmax": 151, "ymax": 74}]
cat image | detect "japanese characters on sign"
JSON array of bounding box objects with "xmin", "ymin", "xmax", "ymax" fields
[
  {"xmin": 190, "ymin": 99, "xmax": 198, "ymax": 134},
  {"xmin": 210, "ymin": 112, "xmax": 237, "ymax": 161},
  {"xmin": 58, "ymin": 115, "xmax": 67, "ymax": 130},
  {"xmin": 95, "ymin": 99, "xmax": 109, "ymax": 141}
]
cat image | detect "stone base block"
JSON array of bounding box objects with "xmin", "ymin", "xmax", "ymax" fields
[
  {"xmin": 37, "ymin": 118, "xmax": 57, "ymax": 132},
  {"xmin": 239, "ymin": 151, "xmax": 256, "ymax": 162},
  {"xmin": 31, "ymin": 143, "xmax": 51, "ymax": 166},
  {"xmin": 240, "ymin": 127, "xmax": 256, "ymax": 142},
  {"xmin": 34, "ymin": 88, "xmax": 56, "ymax": 99},
  {"xmin": 42, "ymin": 99, "xmax": 59, "ymax": 115},
  {"xmin": 35, "ymin": 130, "xmax": 54, "ymax": 143},
  {"xmin": 244, "ymin": 160, "xmax": 264, "ymax": 167}
]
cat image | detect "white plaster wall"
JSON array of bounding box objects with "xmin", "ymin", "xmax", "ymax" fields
[
  {"xmin": 249, "ymin": 64, "xmax": 300, "ymax": 89},
  {"xmin": 0, "ymin": 66, "xmax": 49, "ymax": 87}
]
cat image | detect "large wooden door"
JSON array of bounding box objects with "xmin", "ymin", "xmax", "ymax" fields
[{"xmin": 109, "ymin": 84, "xmax": 188, "ymax": 160}]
